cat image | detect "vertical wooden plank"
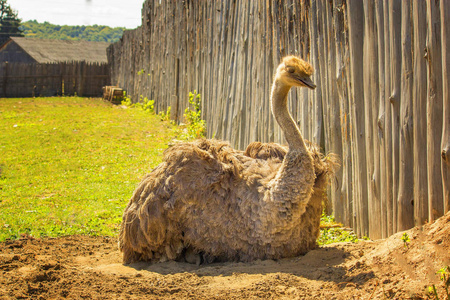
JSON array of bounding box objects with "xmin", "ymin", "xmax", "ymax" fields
[
  {"xmin": 441, "ymin": 0, "xmax": 450, "ymax": 213},
  {"xmin": 388, "ymin": 0, "xmax": 402, "ymax": 233},
  {"xmin": 3, "ymin": 62, "xmax": 8, "ymax": 97},
  {"xmin": 265, "ymin": 0, "xmax": 274, "ymax": 143},
  {"xmin": 215, "ymin": 0, "xmax": 230, "ymax": 140},
  {"xmin": 315, "ymin": 0, "xmax": 328, "ymax": 212},
  {"xmin": 375, "ymin": 0, "xmax": 388, "ymax": 237},
  {"xmin": 106, "ymin": 0, "xmax": 449, "ymax": 234},
  {"xmin": 299, "ymin": 1, "xmax": 311, "ymax": 145},
  {"xmin": 316, "ymin": 0, "xmax": 327, "ymax": 152},
  {"xmin": 347, "ymin": 0, "xmax": 368, "ymax": 237},
  {"xmin": 334, "ymin": 0, "xmax": 353, "ymax": 228},
  {"xmin": 326, "ymin": 0, "xmax": 343, "ymax": 221},
  {"xmin": 397, "ymin": 1, "xmax": 414, "ymax": 231},
  {"xmin": 307, "ymin": 1, "xmax": 317, "ymax": 143},
  {"xmin": 229, "ymin": 0, "xmax": 245, "ymax": 149},
  {"xmin": 309, "ymin": 0, "xmax": 323, "ymax": 147},
  {"xmin": 363, "ymin": 0, "xmax": 381, "ymax": 238},
  {"xmin": 412, "ymin": 0, "xmax": 428, "ymax": 225},
  {"xmin": 425, "ymin": 0, "xmax": 444, "ymax": 222}
]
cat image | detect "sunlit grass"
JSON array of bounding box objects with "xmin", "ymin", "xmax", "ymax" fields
[
  {"xmin": 0, "ymin": 97, "xmax": 177, "ymax": 241},
  {"xmin": 318, "ymin": 212, "xmax": 369, "ymax": 245},
  {"xmin": 0, "ymin": 97, "xmax": 363, "ymax": 245}
]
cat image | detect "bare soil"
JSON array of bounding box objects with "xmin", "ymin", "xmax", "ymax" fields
[{"xmin": 1, "ymin": 212, "xmax": 449, "ymax": 300}]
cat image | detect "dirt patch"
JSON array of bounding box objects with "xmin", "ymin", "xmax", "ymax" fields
[{"xmin": 1, "ymin": 212, "xmax": 449, "ymax": 299}]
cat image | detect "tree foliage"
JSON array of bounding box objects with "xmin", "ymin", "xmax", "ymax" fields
[
  {"xmin": 0, "ymin": 0, "xmax": 23, "ymax": 46},
  {"xmin": 20, "ymin": 20, "xmax": 125, "ymax": 43}
]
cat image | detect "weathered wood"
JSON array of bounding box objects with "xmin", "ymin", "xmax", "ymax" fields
[
  {"xmin": 347, "ymin": 0, "xmax": 368, "ymax": 237},
  {"xmin": 412, "ymin": 0, "xmax": 428, "ymax": 225},
  {"xmin": 326, "ymin": 0, "xmax": 343, "ymax": 222},
  {"xmin": 397, "ymin": 1, "xmax": 414, "ymax": 231},
  {"xmin": 426, "ymin": 0, "xmax": 444, "ymax": 222},
  {"xmin": 107, "ymin": 0, "xmax": 450, "ymax": 238},
  {"xmin": 375, "ymin": 0, "xmax": 387, "ymax": 238},
  {"xmin": 0, "ymin": 61, "xmax": 109, "ymax": 97},
  {"xmin": 440, "ymin": 0, "xmax": 450, "ymax": 213},
  {"xmin": 363, "ymin": 0, "xmax": 381, "ymax": 239},
  {"xmin": 388, "ymin": 0, "xmax": 402, "ymax": 234}
]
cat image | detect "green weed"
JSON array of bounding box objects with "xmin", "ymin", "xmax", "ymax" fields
[
  {"xmin": 428, "ymin": 266, "xmax": 450, "ymax": 300},
  {"xmin": 0, "ymin": 97, "xmax": 176, "ymax": 241},
  {"xmin": 318, "ymin": 212, "xmax": 369, "ymax": 245},
  {"xmin": 401, "ymin": 232, "xmax": 410, "ymax": 248},
  {"xmin": 122, "ymin": 95, "xmax": 155, "ymax": 114},
  {"xmin": 121, "ymin": 93, "xmax": 133, "ymax": 106},
  {"xmin": 159, "ymin": 106, "xmax": 171, "ymax": 122},
  {"xmin": 176, "ymin": 90, "xmax": 206, "ymax": 141}
]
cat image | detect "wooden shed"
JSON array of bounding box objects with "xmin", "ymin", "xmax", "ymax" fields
[
  {"xmin": 0, "ymin": 37, "xmax": 110, "ymax": 97},
  {"xmin": 0, "ymin": 37, "xmax": 109, "ymax": 64}
]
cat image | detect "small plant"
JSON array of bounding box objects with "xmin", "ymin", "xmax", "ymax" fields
[
  {"xmin": 320, "ymin": 211, "xmax": 339, "ymax": 226},
  {"xmin": 179, "ymin": 90, "xmax": 206, "ymax": 140},
  {"xmin": 438, "ymin": 266, "xmax": 450, "ymax": 299},
  {"xmin": 428, "ymin": 285, "xmax": 440, "ymax": 300},
  {"xmin": 159, "ymin": 106, "xmax": 171, "ymax": 122},
  {"xmin": 318, "ymin": 211, "xmax": 368, "ymax": 245},
  {"xmin": 427, "ymin": 266, "xmax": 450, "ymax": 300},
  {"xmin": 121, "ymin": 93, "xmax": 133, "ymax": 106},
  {"xmin": 138, "ymin": 96, "xmax": 155, "ymax": 114},
  {"xmin": 137, "ymin": 69, "xmax": 145, "ymax": 75},
  {"xmin": 318, "ymin": 227, "xmax": 360, "ymax": 245},
  {"xmin": 121, "ymin": 94, "xmax": 155, "ymax": 114},
  {"xmin": 401, "ymin": 232, "xmax": 410, "ymax": 248}
]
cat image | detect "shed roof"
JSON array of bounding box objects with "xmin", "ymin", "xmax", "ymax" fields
[{"xmin": 2, "ymin": 37, "xmax": 110, "ymax": 63}]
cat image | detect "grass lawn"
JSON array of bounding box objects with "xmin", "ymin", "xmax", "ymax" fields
[
  {"xmin": 0, "ymin": 96, "xmax": 359, "ymax": 245},
  {"xmin": 0, "ymin": 97, "xmax": 176, "ymax": 241}
]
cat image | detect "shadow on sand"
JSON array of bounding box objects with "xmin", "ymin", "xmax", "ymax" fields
[{"xmin": 124, "ymin": 244, "xmax": 375, "ymax": 285}]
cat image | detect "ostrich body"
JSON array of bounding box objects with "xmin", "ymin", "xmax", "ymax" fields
[{"xmin": 119, "ymin": 56, "xmax": 337, "ymax": 264}]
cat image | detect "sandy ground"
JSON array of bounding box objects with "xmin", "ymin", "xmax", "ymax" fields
[{"xmin": 1, "ymin": 212, "xmax": 449, "ymax": 300}]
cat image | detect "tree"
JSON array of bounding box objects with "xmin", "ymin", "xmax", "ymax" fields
[{"xmin": 0, "ymin": 0, "xmax": 23, "ymax": 46}]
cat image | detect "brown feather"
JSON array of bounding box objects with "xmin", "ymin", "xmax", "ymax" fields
[{"xmin": 119, "ymin": 56, "xmax": 339, "ymax": 264}]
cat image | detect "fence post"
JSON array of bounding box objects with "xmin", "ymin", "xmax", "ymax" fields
[
  {"xmin": 440, "ymin": 0, "xmax": 450, "ymax": 213},
  {"xmin": 347, "ymin": 0, "xmax": 368, "ymax": 237},
  {"xmin": 106, "ymin": 0, "xmax": 450, "ymax": 237},
  {"xmin": 412, "ymin": 0, "xmax": 429, "ymax": 225},
  {"xmin": 426, "ymin": 0, "xmax": 444, "ymax": 222},
  {"xmin": 3, "ymin": 61, "xmax": 8, "ymax": 97},
  {"xmin": 363, "ymin": 1, "xmax": 381, "ymax": 239},
  {"xmin": 172, "ymin": 58, "xmax": 180, "ymax": 123},
  {"xmin": 397, "ymin": 1, "xmax": 414, "ymax": 231},
  {"xmin": 388, "ymin": 0, "xmax": 402, "ymax": 234}
]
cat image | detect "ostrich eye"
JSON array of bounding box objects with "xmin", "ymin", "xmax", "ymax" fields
[{"xmin": 286, "ymin": 66, "xmax": 295, "ymax": 73}]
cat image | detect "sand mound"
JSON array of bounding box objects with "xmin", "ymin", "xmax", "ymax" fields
[{"xmin": 1, "ymin": 211, "xmax": 449, "ymax": 299}]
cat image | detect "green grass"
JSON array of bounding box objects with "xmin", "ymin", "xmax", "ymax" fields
[
  {"xmin": 0, "ymin": 97, "xmax": 177, "ymax": 241},
  {"xmin": 0, "ymin": 97, "xmax": 361, "ymax": 245},
  {"xmin": 318, "ymin": 213, "xmax": 368, "ymax": 245}
]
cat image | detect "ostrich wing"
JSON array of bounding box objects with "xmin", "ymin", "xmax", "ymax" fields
[{"xmin": 244, "ymin": 141, "xmax": 338, "ymax": 179}]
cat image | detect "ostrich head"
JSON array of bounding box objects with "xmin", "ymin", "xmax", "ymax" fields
[{"xmin": 274, "ymin": 56, "xmax": 316, "ymax": 89}]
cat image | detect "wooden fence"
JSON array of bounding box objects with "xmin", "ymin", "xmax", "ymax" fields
[
  {"xmin": 108, "ymin": 0, "xmax": 450, "ymax": 239},
  {"xmin": 0, "ymin": 61, "xmax": 110, "ymax": 97}
]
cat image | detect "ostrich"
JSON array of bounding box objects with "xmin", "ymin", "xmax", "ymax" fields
[{"xmin": 119, "ymin": 56, "xmax": 338, "ymax": 264}]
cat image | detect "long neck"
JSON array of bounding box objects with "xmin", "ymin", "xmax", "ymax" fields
[
  {"xmin": 271, "ymin": 80, "xmax": 308, "ymax": 152},
  {"xmin": 263, "ymin": 78, "xmax": 315, "ymax": 232}
]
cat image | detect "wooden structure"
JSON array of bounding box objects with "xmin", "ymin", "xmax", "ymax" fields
[
  {"xmin": 108, "ymin": 0, "xmax": 450, "ymax": 239},
  {"xmin": 102, "ymin": 85, "xmax": 124, "ymax": 104},
  {"xmin": 0, "ymin": 61, "xmax": 109, "ymax": 97},
  {"xmin": 0, "ymin": 37, "xmax": 109, "ymax": 64},
  {"xmin": 0, "ymin": 37, "xmax": 110, "ymax": 97}
]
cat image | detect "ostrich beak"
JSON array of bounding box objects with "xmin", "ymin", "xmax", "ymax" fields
[{"xmin": 299, "ymin": 77, "xmax": 316, "ymax": 89}]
